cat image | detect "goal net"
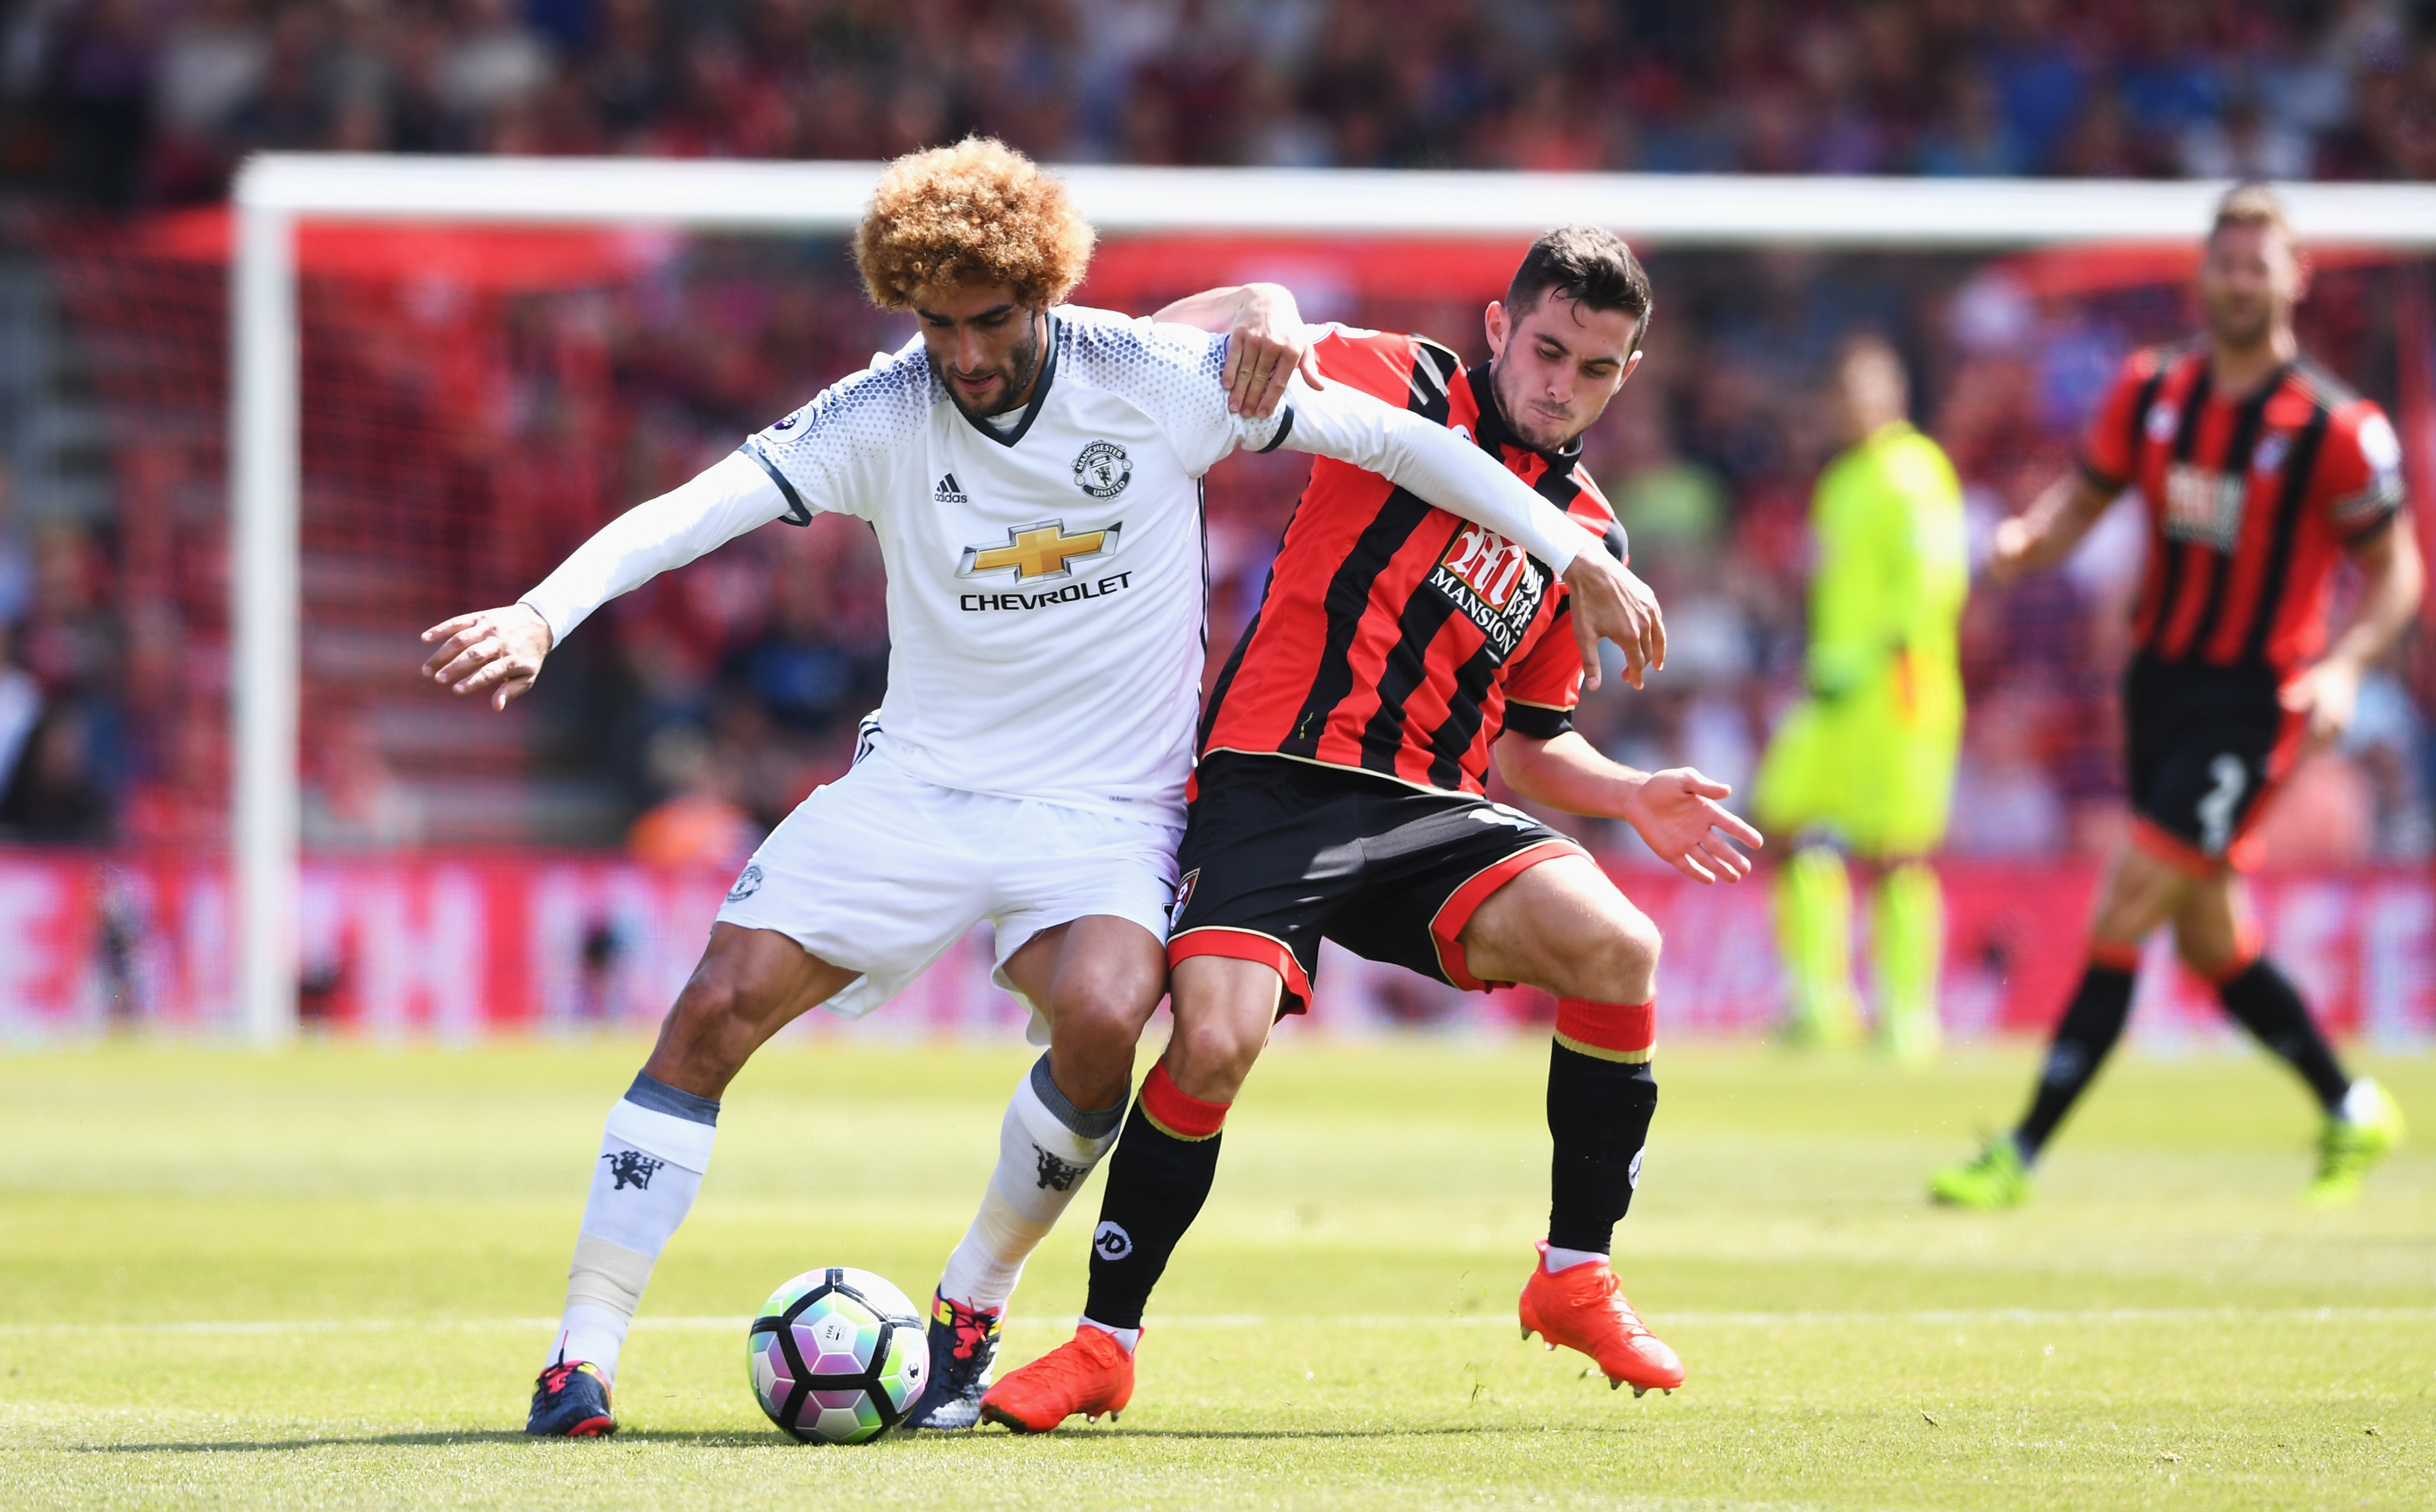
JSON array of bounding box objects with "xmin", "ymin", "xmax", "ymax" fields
[{"xmin": 9, "ymin": 162, "xmax": 2435, "ymax": 1047}]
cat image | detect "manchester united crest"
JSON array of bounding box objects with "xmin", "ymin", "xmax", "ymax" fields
[{"xmin": 1073, "ymin": 440, "xmax": 1133, "ymax": 499}]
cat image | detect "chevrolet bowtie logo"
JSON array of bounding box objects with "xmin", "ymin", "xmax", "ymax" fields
[{"xmin": 957, "ymin": 519, "xmax": 1121, "ymax": 581}]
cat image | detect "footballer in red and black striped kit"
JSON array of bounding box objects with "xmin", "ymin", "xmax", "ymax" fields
[
  {"xmin": 1930, "ymin": 185, "xmax": 2423, "ymax": 1215},
  {"xmin": 984, "ymin": 229, "xmax": 1769, "ymax": 1434}
]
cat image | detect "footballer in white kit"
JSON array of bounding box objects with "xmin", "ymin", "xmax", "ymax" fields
[{"xmin": 422, "ymin": 139, "xmax": 1656, "ymax": 1438}]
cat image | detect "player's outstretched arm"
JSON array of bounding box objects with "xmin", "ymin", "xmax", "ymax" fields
[
  {"xmin": 419, "ymin": 450, "xmax": 789, "ymax": 711},
  {"xmin": 2283, "ymin": 520, "xmax": 2425, "ymax": 748},
  {"xmin": 1277, "ymin": 377, "xmax": 1660, "ymax": 686},
  {"xmin": 1496, "ymin": 731, "xmax": 1762, "ymax": 884},
  {"xmin": 1151, "ymin": 282, "xmax": 1321, "ymax": 419},
  {"xmin": 1986, "ymin": 472, "xmax": 2115, "ymax": 585}
]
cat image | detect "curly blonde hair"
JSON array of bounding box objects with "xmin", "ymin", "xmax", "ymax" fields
[{"xmin": 854, "ymin": 138, "xmax": 1095, "ymax": 311}]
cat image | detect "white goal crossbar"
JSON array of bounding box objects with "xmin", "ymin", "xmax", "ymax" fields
[{"xmin": 227, "ymin": 153, "xmax": 2436, "ymax": 1044}]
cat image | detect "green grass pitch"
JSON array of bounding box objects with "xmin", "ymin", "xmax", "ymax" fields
[{"xmin": 2, "ymin": 1036, "xmax": 2430, "ymax": 1509}]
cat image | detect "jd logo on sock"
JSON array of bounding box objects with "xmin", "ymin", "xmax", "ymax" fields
[
  {"xmin": 1092, "ymin": 1221, "xmax": 1133, "ymax": 1261},
  {"xmin": 603, "ymin": 1149, "xmax": 665, "ymax": 1191},
  {"xmin": 1034, "ymin": 1144, "xmax": 1088, "ymax": 1192}
]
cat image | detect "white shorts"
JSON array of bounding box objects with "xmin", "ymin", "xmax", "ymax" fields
[{"xmin": 715, "ymin": 745, "xmax": 1181, "ymax": 1038}]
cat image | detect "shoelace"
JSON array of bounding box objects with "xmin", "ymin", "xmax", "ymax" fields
[
  {"xmin": 943, "ymin": 1305, "xmax": 997, "ymax": 1365},
  {"xmin": 539, "ymin": 1362, "xmax": 584, "ymax": 1394},
  {"xmin": 1574, "ymin": 1267, "xmax": 1653, "ymax": 1339}
]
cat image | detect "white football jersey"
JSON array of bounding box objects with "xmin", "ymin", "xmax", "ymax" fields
[
  {"xmin": 740, "ymin": 306, "xmax": 1288, "ymax": 823},
  {"xmin": 522, "ymin": 303, "xmax": 1594, "ymax": 831}
]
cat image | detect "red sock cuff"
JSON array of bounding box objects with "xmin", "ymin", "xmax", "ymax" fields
[
  {"xmin": 1553, "ymin": 997, "xmax": 1655, "ymax": 1063},
  {"xmin": 1140, "ymin": 1062, "xmax": 1231, "ymax": 1141},
  {"xmin": 2086, "ymin": 941, "xmax": 2142, "ymax": 973}
]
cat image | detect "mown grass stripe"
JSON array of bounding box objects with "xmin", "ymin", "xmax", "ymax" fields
[{"xmin": 6, "ymin": 1305, "xmax": 2430, "ymax": 1337}]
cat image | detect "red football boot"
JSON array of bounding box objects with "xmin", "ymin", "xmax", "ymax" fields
[
  {"xmin": 1516, "ymin": 1242, "xmax": 1685, "ymax": 1397},
  {"xmin": 978, "ymin": 1325, "xmax": 1135, "ymax": 1433}
]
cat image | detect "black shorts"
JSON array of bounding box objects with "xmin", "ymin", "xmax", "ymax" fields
[
  {"xmin": 1167, "ymin": 751, "xmax": 1584, "ymax": 1013},
  {"xmin": 2122, "ymin": 653, "xmax": 2299, "ymax": 873}
]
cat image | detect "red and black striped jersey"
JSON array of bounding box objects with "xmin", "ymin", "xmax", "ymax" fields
[
  {"xmin": 1198, "ymin": 325, "xmax": 1626, "ymax": 796},
  {"xmin": 2080, "ymin": 346, "xmax": 2405, "ymax": 679}
]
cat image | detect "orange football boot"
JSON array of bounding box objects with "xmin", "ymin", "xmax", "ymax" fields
[
  {"xmin": 1516, "ymin": 1242, "xmax": 1685, "ymax": 1397},
  {"xmin": 978, "ymin": 1325, "xmax": 1136, "ymax": 1433}
]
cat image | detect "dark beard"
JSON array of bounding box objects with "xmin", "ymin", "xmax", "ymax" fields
[
  {"xmin": 942, "ymin": 316, "xmax": 1045, "ymax": 423},
  {"xmin": 1486, "ymin": 352, "xmax": 1573, "ymax": 454}
]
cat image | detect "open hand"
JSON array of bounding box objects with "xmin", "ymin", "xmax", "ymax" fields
[
  {"xmin": 1619, "ymin": 767, "xmax": 1762, "ymax": 884},
  {"xmin": 1562, "ymin": 550, "xmax": 1665, "ymax": 691},
  {"xmin": 420, "ymin": 603, "xmax": 553, "ymax": 711},
  {"xmin": 2280, "ymin": 657, "xmax": 2362, "ymax": 752},
  {"xmin": 1221, "ymin": 282, "xmax": 1324, "ymax": 419}
]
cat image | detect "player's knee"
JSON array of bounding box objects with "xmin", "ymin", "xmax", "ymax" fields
[
  {"xmin": 2173, "ymin": 934, "xmax": 2243, "ymax": 982},
  {"xmin": 1047, "ymin": 969, "xmax": 1162, "ymax": 1053},
  {"xmin": 1577, "ymin": 909, "xmax": 1661, "ymax": 1004},
  {"xmin": 1163, "ymin": 1007, "xmax": 1267, "ymax": 1103},
  {"xmin": 663, "ymin": 952, "xmax": 789, "ymax": 1061}
]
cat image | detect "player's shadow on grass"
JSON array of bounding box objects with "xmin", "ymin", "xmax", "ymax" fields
[
  {"xmin": 84, "ymin": 1424, "xmax": 1626, "ymax": 1452},
  {"xmin": 78, "ymin": 1431, "xmax": 787, "ymax": 1453},
  {"xmin": 1109, "ymin": 1425, "xmax": 1637, "ymax": 1441}
]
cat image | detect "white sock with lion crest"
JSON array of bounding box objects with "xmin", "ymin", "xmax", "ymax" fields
[
  {"xmin": 543, "ymin": 1071, "xmax": 717, "ymax": 1387},
  {"xmin": 934, "ymin": 1052, "xmax": 1124, "ymax": 1313}
]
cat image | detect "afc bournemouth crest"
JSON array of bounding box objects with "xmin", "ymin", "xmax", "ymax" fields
[{"xmin": 1073, "ymin": 440, "xmax": 1133, "ymax": 499}]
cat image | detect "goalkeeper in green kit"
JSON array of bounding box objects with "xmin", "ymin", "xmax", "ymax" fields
[{"xmin": 1753, "ymin": 335, "xmax": 1968, "ymax": 1063}]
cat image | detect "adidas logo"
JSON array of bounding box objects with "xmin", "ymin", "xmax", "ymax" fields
[{"xmin": 935, "ymin": 473, "xmax": 969, "ymax": 505}]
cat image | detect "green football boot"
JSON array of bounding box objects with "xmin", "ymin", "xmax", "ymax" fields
[
  {"xmin": 2308, "ymin": 1079, "xmax": 2405, "ymax": 1208},
  {"xmin": 1928, "ymin": 1136, "xmax": 2030, "ymax": 1209}
]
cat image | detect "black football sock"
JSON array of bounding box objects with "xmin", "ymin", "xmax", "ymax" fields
[
  {"xmin": 2215, "ymin": 955, "xmax": 2352, "ymax": 1112},
  {"xmin": 1545, "ymin": 1003, "xmax": 1660, "ymax": 1254},
  {"xmin": 2013, "ymin": 959, "xmax": 2136, "ymax": 1161},
  {"xmin": 1080, "ymin": 1064, "xmax": 1229, "ymax": 1333}
]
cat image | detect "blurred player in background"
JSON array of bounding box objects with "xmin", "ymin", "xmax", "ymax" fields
[
  {"xmin": 421, "ymin": 139, "xmax": 1659, "ymax": 1438},
  {"xmin": 1932, "ymin": 185, "xmax": 2421, "ymax": 1211},
  {"xmin": 983, "ymin": 228, "xmax": 1762, "ymax": 1434},
  {"xmin": 1752, "ymin": 336, "xmax": 1968, "ymax": 1064}
]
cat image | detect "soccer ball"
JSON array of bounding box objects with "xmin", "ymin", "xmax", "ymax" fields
[{"xmin": 746, "ymin": 1267, "xmax": 929, "ymax": 1444}]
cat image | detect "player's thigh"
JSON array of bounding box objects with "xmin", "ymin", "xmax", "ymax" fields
[
  {"xmin": 1002, "ymin": 914, "xmax": 1170, "ymax": 1108},
  {"xmin": 645, "ymin": 924, "xmax": 861, "ymax": 1095},
  {"xmin": 2086, "ymin": 842, "xmax": 2197, "ymax": 950},
  {"xmin": 1319, "ymin": 783, "xmax": 1585, "ymax": 993},
  {"xmin": 992, "ymin": 804, "xmax": 1178, "ymax": 1016},
  {"xmin": 1164, "ymin": 753, "xmax": 1372, "ymax": 1017},
  {"xmin": 718, "ymin": 753, "xmax": 996, "ymax": 1012},
  {"xmin": 2123, "ymin": 663, "xmax": 2285, "ymax": 873},
  {"xmin": 2168, "ymin": 871, "xmax": 2250, "ymax": 978},
  {"xmin": 1457, "ymin": 851, "xmax": 1661, "ymax": 1004}
]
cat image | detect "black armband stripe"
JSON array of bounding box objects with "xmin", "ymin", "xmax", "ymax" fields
[
  {"xmin": 1502, "ymin": 701, "xmax": 1575, "ymax": 740},
  {"xmin": 1256, "ymin": 404, "xmax": 1297, "ymax": 454},
  {"xmin": 738, "ymin": 444, "xmax": 813, "ymax": 526}
]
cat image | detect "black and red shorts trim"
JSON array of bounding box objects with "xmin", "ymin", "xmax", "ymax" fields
[
  {"xmin": 2122, "ymin": 652, "xmax": 2300, "ymax": 876},
  {"xmin": 1166, "ymin": 751, "xmax": 1583, "ymax": 1014}
]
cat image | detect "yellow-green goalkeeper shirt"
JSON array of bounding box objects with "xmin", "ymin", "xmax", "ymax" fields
[{"xmin": 1804, "ymin": 420, "xmax": 1968, "ymax": 702}]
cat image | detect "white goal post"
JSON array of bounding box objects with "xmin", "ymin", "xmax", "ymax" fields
[{"xmin": 227, "ymin": 154, "xmax": 2436, "ymax": 1047}]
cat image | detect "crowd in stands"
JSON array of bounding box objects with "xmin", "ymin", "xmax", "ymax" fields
[
  {"xmin": 8, "ymin": 228, "xmax": 2432, "ymax": 863},
  {"xmin": 1, "ymin": 1, "xmax": 2431, "ymax": 864},
  {"xmin": 4, "ymin": 0, "xmax": 2435, "ymax": 210}
]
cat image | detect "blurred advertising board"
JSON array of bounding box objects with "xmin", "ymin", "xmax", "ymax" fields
[{"xmin": 1, "ymin": 853, "xmax": 2430, "ymax": 1048}]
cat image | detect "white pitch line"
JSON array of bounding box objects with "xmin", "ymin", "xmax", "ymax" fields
[{"xmin": 3, "ymin": 1306, "xmax": 2432, "ymax": 1338}]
